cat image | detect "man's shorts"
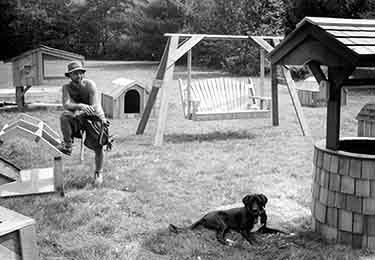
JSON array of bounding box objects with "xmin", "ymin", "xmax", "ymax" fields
[{"xmin": 70, "ymin": 115, "xmax": 103, "ymax": 151}]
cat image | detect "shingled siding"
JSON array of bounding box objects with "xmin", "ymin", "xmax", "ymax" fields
[{"xmin": 312, "ymin": 139, "xmax": 375, "ymax": 248}]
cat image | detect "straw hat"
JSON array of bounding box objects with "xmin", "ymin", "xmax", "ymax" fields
[{"xmin": 65, "ymin": 61, "xmax": 86, "ymax": 77}]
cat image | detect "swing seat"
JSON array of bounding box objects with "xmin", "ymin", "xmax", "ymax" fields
[{"xmin": 178, "ymin": 77, "xmax": 271, "ymax": 121}]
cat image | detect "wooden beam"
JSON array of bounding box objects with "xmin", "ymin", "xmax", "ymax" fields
[
  {"xmin": 164, "ymin": 33, "xmax": 250, "ymax": 40},
  {"xmin": 260, "ymin": 48, "xmax": 265, "ymax": 96},
  {"xmin": 325, "ymin": 66, "xmax": 355, "ymax": 150},
  {"xmin": 271, "ymin": 64, "xmax": 279, "ymax": 126},
  {"xmin": 164, "ymin": 33, "xmax": 283, "ymax": 41},
  {"xmin": 187, "ymin": 50, "xmax": 192, "ymax": 117},
  {"xmin": 19, "ymin": 224, "xmax": 38, "ymax": 260},
  {"xmin": 282, "ymin": 66, "xmax": 311, "ymax": 136},
  {"xmin": 136, "ymin": 38, "xmax": 171, "ymax": 135},
  {"xmin": 251, "ymin": 36, "xmax": 275, "ymax": 53},
  {"xmin": 154, "ymin": 36, "xmax": 179, "ymax": 146},
  {"xmin": 54, "ymin": 156, "xmax": 64, "ymax": 197},
  {"xmin": 326, "ymin": 68, "xmax": 341, "ymax": 150},
  {"xmin": 307, "ymin": 60, "xmax": 327, "ymax": 83},
  {"xmin": 342, "ymin": 78, "xmax": 375, "ymax": 86},
  {"xmin": 167, "ymin": 35, "xmax": 204, "ymax": 68}
]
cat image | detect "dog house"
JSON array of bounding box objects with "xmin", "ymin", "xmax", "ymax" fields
[
  {"xmin": 8, "ymin": 45, "xmax": 84, "ymax": 109},
  {"xmin": 101, "ymin": 78, "xmax": 151, "ymax": 119},
  {"xmin": 268, "ymin": 17, "xmax": 375, "ymax": 248}
]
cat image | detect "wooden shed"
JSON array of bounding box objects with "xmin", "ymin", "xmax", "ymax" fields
[
  {"xmin": 8, "ymin": 45, "xmax": 84, "ymax": 109},
  {"xmin": 101, "ymin": 78, "xmax": 151, "ymax": 119},
  {"xmin": 268, "ymin": 16, "xmax": 375, "ymax": 249}
]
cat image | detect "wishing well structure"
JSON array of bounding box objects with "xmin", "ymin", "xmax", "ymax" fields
[{"xmin": 268, "ymin": 17, "xmax": 375, "ymax": 248}]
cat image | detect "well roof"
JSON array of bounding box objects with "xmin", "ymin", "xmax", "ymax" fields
[{"xmin": 268, "ymin": 16, "xmax": 375, "ymax": 67}]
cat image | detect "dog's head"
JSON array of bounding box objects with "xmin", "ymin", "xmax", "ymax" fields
[{"xmin": 242, "ymin": 194, "xmax": 268, "ymax": 218}]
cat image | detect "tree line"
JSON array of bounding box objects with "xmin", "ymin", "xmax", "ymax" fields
[{"xmin": 1, "ymin": 0, "xmax": 373, "ymax": 75}]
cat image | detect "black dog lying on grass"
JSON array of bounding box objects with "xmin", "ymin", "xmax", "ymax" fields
[{"xmin": 169, "ymin": 194, "xmax": 286, "ymax": 245}]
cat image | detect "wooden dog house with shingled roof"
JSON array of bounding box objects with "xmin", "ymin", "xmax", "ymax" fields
[
  {"xmin": 268, "ymin": 16, "xmax": 375, "ymax": 249},
  {"xmin": 101, "ymin": 78, "xmax": 151, "ymax": 119}
]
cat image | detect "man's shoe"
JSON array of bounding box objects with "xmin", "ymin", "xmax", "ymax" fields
[
  {"xmin": 57, "ymin": 142, "xmax": 72, "ymax": 156},
  {"xmin": 94, "ymin": 171, "xmax": 103, "ymax": 186}
]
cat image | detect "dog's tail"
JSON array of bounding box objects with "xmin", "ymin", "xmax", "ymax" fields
[
  {"xmin": 168, "ymin": 224, "xmax": 186, "ymax": 233},
  {"xmin": 169, "ymin": 218, "xmax": 204, "ymax": 233}
]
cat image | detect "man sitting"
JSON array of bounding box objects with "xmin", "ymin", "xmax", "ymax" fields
[{"xmin": 59, "ymin": 60, "xmax": 110, "ymax": 186}]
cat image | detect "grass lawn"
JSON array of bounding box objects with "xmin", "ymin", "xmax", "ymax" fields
[{"xmin": 1, "ymin": 61, "xmax": 375, "ymax": 259}]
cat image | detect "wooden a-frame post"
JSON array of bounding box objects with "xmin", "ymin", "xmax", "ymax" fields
[{"xmin": 136, "ymin": 34, "xmax": 204, "ymax": 145}]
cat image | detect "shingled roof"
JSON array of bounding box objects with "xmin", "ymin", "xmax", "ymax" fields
[{"xmin": 268, "ymin": 16, "xmax": 375, "ymax": 67}]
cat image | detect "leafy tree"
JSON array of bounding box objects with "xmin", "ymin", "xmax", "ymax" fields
[
  {"xmin": 283, "ymin": 0, "xmax": 369, "ymax": 34},
  {"xmin": 189, "ymin": 0, "xmax": 285, "ymax": 75}
]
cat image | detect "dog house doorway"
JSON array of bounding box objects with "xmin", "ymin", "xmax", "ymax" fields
[{"xmin": 124, "ymin": 89, "xmax": 141, "ymax": 113}]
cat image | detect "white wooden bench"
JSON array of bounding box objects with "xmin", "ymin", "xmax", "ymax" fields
[{"xmin": 178, "ymin": 77, "xmax": 271, "ymax": 121}]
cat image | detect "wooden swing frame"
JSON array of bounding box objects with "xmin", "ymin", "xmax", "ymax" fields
[{"xmin": 136, "ymin": 33, "xmax": 309, "ymax": 146}]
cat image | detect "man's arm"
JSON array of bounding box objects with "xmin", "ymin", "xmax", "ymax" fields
[
  {"xmin": 62, "ymin": 84, "xmax": 82, "ymax": 112},
  {"xmin": 86, "ymin": 80, "xmax": 106, "ymax": 121}
]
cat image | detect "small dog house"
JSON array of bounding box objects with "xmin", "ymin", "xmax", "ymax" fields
[{"xmin": 101, "ymin": 78, "xmax": 151, "ymax": 119}]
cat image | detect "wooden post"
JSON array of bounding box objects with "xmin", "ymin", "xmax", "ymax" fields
[
  {"xmin": 136, "ymin": 39, "xmax": 171, "ymax": 135},
  {"xmin": 19, "ymin": 224, "xmax": 39, "ymax": 260},
  {"xmin": 260, "ymin": 48, "xmax": 265, "ymax": 97},
  {"xmin": 16, "ymin": 86, "xmax": 25, "ymax": 111},
  {"xmin": 326, "ymin": 68, "xmax": 341, "ymax": 150},
  {"xmin": 187, "ymin": 49, "xmax": 192, "ymax": 118},
  {"xmin": 53, "ymin": 156, "xmax": 64, "ymax": 197},
  {"xmin": 282, "ymin": 66, "xmax": 311, "ymax": 137},
  {"xmin": 154, "ymin": 36, "xmax": 179, "ymax": 146},
  {"xmin": 271, "ymin": 64, "xmax": 279, "ymax": 126}
]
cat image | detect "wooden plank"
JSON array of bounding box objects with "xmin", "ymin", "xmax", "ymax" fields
[
  {"xmin": 167, "ymin": 35, "xmax": 204, "ymax": 68},
  {"xmin": 0, "ymin": 167, "xmax": 55, "ymax": 197},
  {"xmin": 215, "ymin": 78, "xmax": 226, "ymax": 110},
  {"xmin": 260, "ymin": 48, "xmax": 265, "ymax": 96},
  {"xmin": 200, "ymin": 80, "xmax": 212, "ymax": 112},
  {"xmin": 178, "ymin": 79, "xmax": 187, "ymax": 117},
  {"xmin": 164, "ymin": 33, "xmax": 250, "ymax": 40},
  {"xmin": 187, "ymin": 50, "xmax": 192, "ymax": 116},
  {"xmin": 0, "ymin": 206, "xmax": 35, "ymax": 236},
  {"xmin": 250, "ymin": 36, "xmax": 274, "ymax": 53},
  {"xmin": 326, "ymin": 68, "xmax": 341, "ymax": 150},
  {"xmin": 54, "ymin": 156, "xmax": 64, "ymax": 197},
  {"xmin": 282, "ymin": 67, "xmax": 311, "ymax": 136},
  {"xmin": 192, "ymin": 110, "xmax": 271, "ymax": 121},
  {"xmin": 271, "ymin": 64, "xmax": 279, "ymax": 126},
  {"xmin": 239, "ymin": 81, "xmax": 247, "ymax": 109},
  {"xmin": 19, "ymin": 224, "xmax": 38, "ymax": 260},
  {"xmin": 207, "ymin": 78, "xmax": 219, "ymax": 111},
  {"xmin": 136, "ymin": 36, "xmax": 172, "ymax": 134},
  {"xmin": 222, "ymin": 78, "xmax": 230, "ymax": 111},
  {"xmin": 154, "ymin": 36, "xmax": 179, "ymax": 146},
  {"xmin": 305, "ymin": 16, "xmax": 375, "ymax": 27}
]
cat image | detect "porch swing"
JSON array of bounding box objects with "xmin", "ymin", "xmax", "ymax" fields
[
  {"xmin": 177, "ymin": 40, "xmax": 271, "ymax": 121},
  {"xmin": 136, "ymin": 34, "xmax": 287, "ymax": 146}
]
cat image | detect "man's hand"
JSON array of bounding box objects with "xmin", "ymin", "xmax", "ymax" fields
[{"xmin": 79, "ymin": 104, "xmax": 96, "ymax": 116}]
